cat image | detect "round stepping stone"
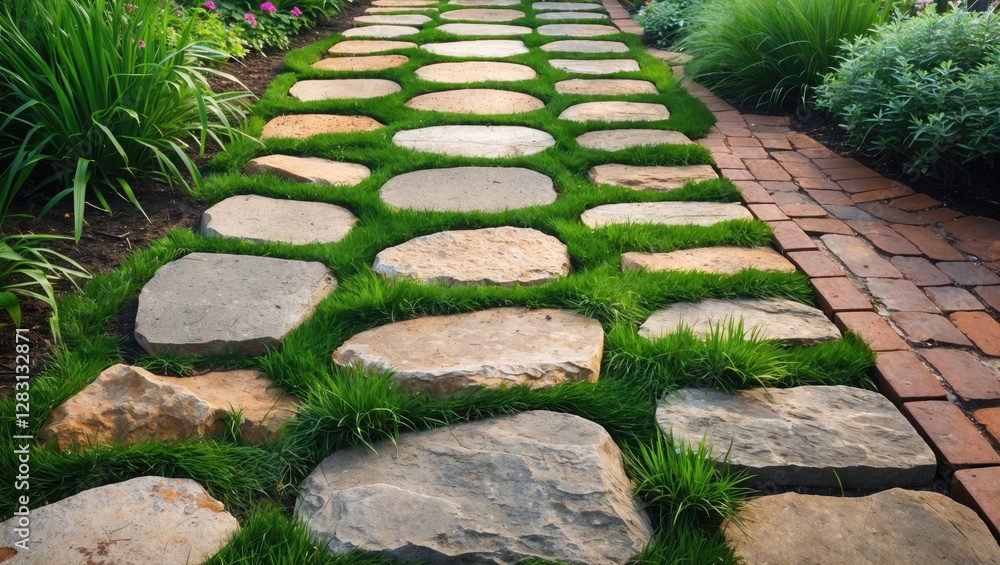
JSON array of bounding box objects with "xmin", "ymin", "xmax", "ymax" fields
[
  {"xmin": 244, "ymin": 154, "xmax": 371, "ymax": 186},
  {"xmin": 373, "ymin": 227, "xmax": 569, "ymax": 286},
  {"xmin": 541, "ymin": 39, "xmax": 629, "ymax": 53},
  {"xmin": 658, "ymin": 386, "xmax": 936, "ymax": 489},
  {"xmin": 560, "ymin": 101, "xmax": 670, "ymax": 122},
  {"xmin": 342, "ymin": 25, "xmax": 419, "ymax": 38},
  {"xmin": 449, "ymin": 0, "xmax": 521, "ymax": 5},
  {"xmin": 297, "ymin": 411, "xmax": 652, "ymax": 562},
  {"xmin": 589, "ymin": 164, "xmax": 719, "ymax": 191},
  {"xmin": 725, "ymin": 489, "xmax": 1000, "ymax": 564},
  {"xmin": 406, "ymin": 88, "xmax": 544, "ymax": 114},
  {"xmin": 582, "ymin": 202, "xmax": 753, "ymax": 228},
  {"xmin": 261, "ymin": 114, "xmax": 383, "ymax": 139},
  {"xmin": 537, "ymin": 10, "xmax": 609, "ymax": 20},
  {"xmin": 393, "ymin": 125, "xmax": 555, "ymax": 157},
  {"xmin": 622, "ymin": 246, "xmax": 796, "ymax": 274},
  {"xmin": 328, "ymin": 39, "xmax": 416, "ymax": 54},
  {"xmin": 639, "ymin": 297, "xmax": 840, "ymax": 345},
  {"xmin": 441, "ymin": 8, "xmax": 524, "ymax": 22},
  {"xmin": 0, "ymin": 476, "xmax": 238, "ymax": 564},
  {"xmin": 201, "ymin": 195, "xmax": 358, "ymax": 245},
  {"xmin": 556, "ymin": 78, "xmax": 657, "ymax": 95},
  {"xmin": 354, "ymin": 14, "xmax": 431, "ymax": 25},
  {"xmin": 416, "ymin": 61, "xmax": 536, "ymax": 83},
  {"xmin": 366, "ymin": 6, "xmax": 439, "ymax": 12},
  {"xmin": 135, "ymin": 252, "xmax": 336, "ymax": 356},
  {"xmin": 381, "ymin": 166, "xmax": 557, "ymax": 212},
  {"xmin": 333, "ymin": 308, "xmax": 604, "ymax": 394},
  {"xmin": 537, "ymin": 23, "xmax": 619, "ymax": 36},
  {"xmin": 421, "ymin": 39, "xmax": 529, "ymax": 58},
  {"xmin": 534, "ymin": 1, "xmax": 607, "ymax": 10},
  {"xmin": 577, "ymin": 128, "xmax": 692, "ymax": 150},
  {"xmin": 288, "ymin": 79, "xmax": 401, "ymax": 101},
  {"xmin": 312, "ymin": 54, "xmax": 409, "ymax": 71},
  {"xmin": 437, "ymin": 23, "xmax": 531, "ymax": 36},
  {"xmin": 550, "ymin": 58, "xmax": 639, "ymax": 74},
  {"xmin": 373, "ymin": 0, "xmax": 436, "ymax": 6}
]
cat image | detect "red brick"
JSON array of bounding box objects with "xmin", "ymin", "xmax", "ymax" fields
[
  {"xmin": 812, "ymin": 157, "xmax": 862, "ymax": 170},
  {"xmin": 846, "ymin": 220, "xmax": 921, "ymax": 256},
  {"xmin": 760, "ymin": 181, "xmax": 799, "ymax": 192},
  {"xmin": 786, "ymin": 251, "xmax": 844, "ymax": 278},
  {"xmin": 718, "ymin": 126, "xmax": 752, "ymax": 137},
  {"xmin": 770, "ymin": 151, "xmax": 810, "ymax": 163},
  {"xmin": 811, "ymin": 277, "xmax": 874, "ymax": 316},
  {"xmin": 902, "ymin": 400, "xmax": 1000, "ymax": 469},
  {"xmin": 856, "ymin": 203, "xmax": 930, "ymax": 226},
  {"xmin": 794, "ymin": 218, "xmax": 854, "ymax": 235},
  {"xmin": 973, "ymin": 409, "xmax": 1000, "ymax": 446},
  {"xmin": 745, "ymin": 159, "xmax": 792, "ymax": 181},
  {"xmin": 712, "ymin": 151, "xmax": 744, "ymax": 169},
  {"xmin": 730, "ymin": 146, "xmax": 769, "ymax": 159},
  {"xmin": 868, "ymin": 279, "xmax": 941, "ymax": 313},
  {"xmin": 748, "ymin": 124, "xmax": 791, "ymax": 135},
  {"xmin": 943, "ymin": 216, "xmax": 1000, "ymax": 262},
  {"xmin": 821, "ymin": 234, "xmax": 902, "ymax": 278},
  {"xmin": 743, "ymin": 114, "xmax": 790, "ymax": 127},
  {"xmin": 891, "ymin": 312, "xmax": 973, "ymax": 347},
  {"xmin": 919, "ymin": 207, "xmax": 965, "ymax": 224},
  {"xmin": 733, "ymin": 180, "xmax": 773, "ymax": 204},
  {"xmin": 747, "ymin": 204, "xmax": 788, "ymax": 222},
  {"xmin": 727, "ymin": 137, "xmax": 763, "ymax": 147},
  {"xmin": 890, "ymin": 224, "xmax": 967, "ymax": 261},
  {"xmin": 924, "ymin": 287, "xmax": 986, "ymax": 313},
  {"xmin": 850, "ymin": 185, "xmax": 916, "ymax": 203},
  {"xmin": 721, "ymin": 168, "xmax": 754, "ymax": 181},
  {"xmin": 952, "ymin": 467, "xmax": 1000, "ymax": 538},
  {"xmin": 937, "ymin": 262, "xmax": 1000, "ymax": 286},
  {"xmin": 891, "ymin": 256, "xmax": 952, "ymax": 287},
  {"xmin": 778, "ymin": 203, "xmax": 826, "ymax": 218},
  {"xmin": 974, "ymin": 286, "xmax": 1000, "ymax": 311},
  {"xmin": 838, "ymin": 177, "xmax": 904, "ymax": 194},
  {"xmin": 715, "ymin": 111, "xmax": 744, "ymax": 122},
  {"xmin": 786, "ymin": 132, "xmax": 824, "ymax": 149},
  {"xmin": 798, "ymin": 147, "xmax": 839, "ymax": 160},
  {"xmin": 951, "ymin": 312, "xmax": 1000, "ymax": 356},
  {"xmin": 780, "ymin": 161, "xmax": 825, "ymax": 179},
  {"xmin": 891, "ymin": 194, "xmax": 942, "ymax": 211},
  {"xmin": 769, "ymin": 221, "xmax": 817, "ymax": 252},
  {"xmin": 873, "ymin": 350, "xmax": 947, "ymax": 403},
  {"xmin": 805, "ymin": 189, "xmax": 853, "ymax": 206},
  {"xmin": 796, "ymin": 177, "xmax": 842, "ymax": 191},
  {"xmin": 922, "ymin": 348, "xmax": 1000, "ymax": 403},
  {"xmin": 827, "ymin": 166, "xmax": 881, "ymax": 181},
  {"xmin": 834, "ymin": 311, "xmax": 908, "ymax": 351},
  {"xmin": 758, "ymin": 136, "xmax": 792, "ymax": 150}
]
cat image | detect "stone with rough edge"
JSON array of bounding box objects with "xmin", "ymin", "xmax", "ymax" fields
[
  {"xmin": 38, "ymin": 364, "xmax": 297, "ymax": 448},
  {"xmin": 622, "ymin": 246, "xmax": 795, "ymax": 275},
  {"xmin": 342, "ymin": 25, "xmax": 419, "ymax": 38},
  {"xmin": 261, "ymin": 114, "xmax": 383, "ymax": 139},
  {"xmin": 725, "ymin": 489, "xmax": 1000, "ymax": 564},
  {"xmin": 288, "ymin": 79, "xmax": 401, "ymax": 101},
  {"xmin": 541, "ymin": 40, "xmax": 629, "ymax": 53},
  {"xmin": 560, "ymin": 101, "xmax": 670, "ymax": 122},
  {"xmin": 200, "ymin": 195, "xmax": 357, "ymax": 245},
  {"xmin": 537, "ymin": 23, "xmax": 619, "ymax": 36},
  {"xmin": 366, "ymin": 6, "xmax": 439, "ymax": 12},
  {"xmin": 328, "ymin": 40, "xmax": 416, "ymax": 54},
  {"xmin": 550, "ymin": 59, "xmax": 638, "ymax": 74},
  {"xmin": 577, "ymin": 129, "xmax": 691, "ymax": 150},
  {"xmin": 354, "ymin": 14, "xmax": 432, "ymax": 25},
  {"xmin": 639, "ymin": 298, "xmax": 840, "ymax": 345},
  {"xmin": 534, "ymin": 1, "xmax": 607, "ymax": 10},
  {"xmin": 373, "ymin": 0, "xmax": 437, "ymax": 5},
  {"xmin": 380, "ymin": 167, "xmax": 556, "ymax": 212},
  {"xmin": 296, "ymin": 410, "xmax": 652, "ymax": 564},
  {"xmin": 538, "ymin": 11, "xmax": 610, "ymax": 19},
  {"xmin": 658, "ymin": 386, "xmax": 935, "ymax": 489},
  {"xmin": 437, "ymin": 23, "xmax": 532, "ymax": 35},
  {"xmin": 312, "ymin": 54, "xmax": 409, "ymax": 71},
  {"xmin": 556, "ymin": 79, "xmax": 657, "ymax": 95},
  {"xmin": 421, "ymin": 39, "xmax": 528, "ymax": 58},
  {"xmin": 449, "ymin": 0, "xmax": 520, "ymax": 5},
  {"xmin": 135, "ymin": 253, "xmax": 336, "ymax": 356},
  {"xmin": 440, "ymin": 8, "xmax": 525, "ymax": 21},
  {"xmin": 406, "ymin": 89, "xmax": 544, "ymax": 114},
  {"xmin": 581, "ymin": 202, "xmax": 752, "ymax": 229},
  {"xmin": 0, "ymin": 476, "xmax": 238, "ymax": 564},
  {"xmin": 589, "ymin": 164, "xmax": 718, "ymax": 191},
  {"xmin": 415, "ymin": 61, "xmax": 536, "ymax": 83},
  {"xmin": 244, "ymin": 155, "xmax": 370, "ymax": 186},
  {"xmin": 392, "ymin": 125, "xmax": 555, "ymax": 158}
]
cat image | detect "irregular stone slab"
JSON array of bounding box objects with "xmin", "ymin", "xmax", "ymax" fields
[
  {"xmin": 416, "ymin": 61, "xmax": 536, "ymax": 83},
  {"xmin": 244, "ymin": 154, "xmax": 371, "ymax": 186},
  {"xmin": 590, "ymin": 164, "xmax": 718, "ymax": 191},
  {"xmin": 725, "ymin": 489, "xmax": 1000, "ymax": 564},
  {"xmin": 538, "ymin": 23, "xmax": 619, "ymax": 36},
  {"xmin": 328, "ymin": 39, "xmax": 416, "ymax": 54},
  {"xmin": 550, "ymin": 58, "xmax": 638, "ymax": 74},
  {"xmin": 647, "ymin": 48, "xmax": 692, "ymax": 64},
  {"xmin": 560, "ymin": 101, "xmax": 670, "ymax": 122},
  {"xmin": 622, "ymin": 246, "xmax": 796, "ymax": 275},
  {"xmin": 437, "ymin": 22, "xmax": 532, "ymax": 35},
  {"xmin": 541, "ymin": 39, "xmax": 630, "ymax": 53},
  {"xmin": 297, "ymin": 411, "xmax": 652, "ymax": 563},
  {"xmin": 354, "ymin": 14, "xmax": 431, "ymax": 25},
  {"xmin": 200, "ymin": 195, "xmax": 357, "ymax": 245},
  {"xmin": 534, "ymin": 1, "xmax": 607, "ymax": 10},
  {"xmin": 658, "ymin": 386, "xmax": 935, "ymax": 489},
  {"xmin": 373, "ymin": 0, "xmax": 436, "ymax": 5},
  {"xmin": 342, "ymin": 25, "xmax": 419, "ymax": 38},
  {"xmin": 366, "ymin": 6, "xmax": 439, "ymax": 12},
  {"xmin": 449, "ymin": 0, "xmax": 520, "ymax": 5},
  {"xmin": 538, "ymin": 11, "xmax": 609, "ymax": 20},
  {"xmin": 39, "ymin": 364, "xmax": 297, "ymax": 448},
  {"xmin": 373, "ymin": 227, "xmax": 569, "ymax": 287},
  {"xmin": 0, "ymin": 476, "xmax": 238, "ymax": 564},
  {"xmin": 577, "ymin": 128, "xmax": 692, "ymax": 150},
  {"xmin": 135, "ymin": 253, "xmax": 336, "ymax": 356},
  {"xmin": 421, "ymin": 39, "xmax": 529, "ymax": 58},
  {"xmin": 289, "ymin": 79, "xmax": 401, "ymax": 101},
  {"xmin": 312, "ymin": 54, "xmax": 409, "ymax": 71},
  {"xmin": 381, "ymin": 166, "xmax": 557, "ymax": 212},
  {"xmin": 261, "ymin": 114, "xmax": 383, "ymax": 139},
  {"xmin": 639, "ymin": 298, "xmax": 840, "ymax": 345},
  {"xmin": 556, "ymin": 79, "xmax": 657, "ymax": 95},
  {"xmin": 582, "ymin": 202, "xmax": 753, "ymax": 228},
  {"xmin": 440, "ymin": 8, "xmax": 525, "ymax": 21},
  {"xmin": 393, "ymin": 125, "xmax": 555, "ymax": 158},
  {"xmin": 406, "ymin": 88, "xmax": 544, "ymax": 114},
  {"xmin": 333, "ymin": 308, "xmax": 604, "ymax": 395}
]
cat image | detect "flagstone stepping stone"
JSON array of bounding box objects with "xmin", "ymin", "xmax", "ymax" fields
[
  {"xmin": 590, "ymin": 164, "xmax": 718, "ymax": 191},
  {"xmin": 312, "ymin": 54, "xmax": 409, "ymax": 71},
  {"xmin": 342, "ymin": 25, "xmax": 419, "ymax": 38},
  {"xmin": 556, "ymin": 78, "xmax": 657, "ymax": 95},
  {"xmin": 538, "ymin": 10, "xmax": 609, "ymax": 20},
  {"xmin": 416, "ymin": 61, "xmax": 536, "ymax": 83},
  {"xmin": 333, "ymin": 308, "xmax": 604, "ymax": 395},
  {"xmin": 438, "ymin": 22, "xmax": 532, "ymax": 35},
  {"xmin": 261, "ymin": 114, "xmax": 383, "ymax": 139},
  {"xmin": 297, "ymin": 410, "xmax": 652, "ymax": 563},
  {"xmin": 393, "ymin": 125, "xmax": 555, "ymax": 157},
  {"xmin": 450, "ymin": 0, "xmax": 521, "ymax": 5},
  {"xmin": 373, "ymin": 0, "xmax": 436, "ymax": 6},
  {"xmin": 440, "ymin": 8, "xmax": 525, "ymax": 21},
  {"xmin": 639, "ymin": 298, "xmax": 840, "ymax": 345},
  {"xmin": 725, "ymin": 489, "xmax": 1000, "ymax": 564},
  {"xmin": 577, "ymin": 128, "xmax": 692, "ymax": 150},
  {"xmin": 39, "ymin": 364, "xmax": 297, "ymax": 448},
  {"xmin": 135, "ymin": 253, "xmax": 336, "ymax": 356},
  {"xmin": 560, "ymin": 101, "xmax": 670, "ymax": 122},
  {"xmin": 538, "ymin": 23, "xmax": 619, "ymax": 36},
  {"xmin": 201, "ymin": 195, "xmax": 358, "ymax": 245},
  {"xmin": 366, "ymin": 6, "xmax": 439, "ymax": 12},
  {"xmin": 327, "ymin": 39, "xmax": 416, "ymax": 54},
  {"xmin": 373, "ymin": 227, "xmax": 569, "ymax": 286},
  {"xmin": 406, "ymin": 88, "xmax": 544, "ymax": 114},
  {"xmin": 381, "ymin": 166, "xmax": 557, "ymax": 212},
  {"xmin": 288, "ymin": 79, "xmax": 401, "ymax": 101},
  {"xmin": 582, "ymin": 202, "xmax": 753, "ymax": 228},
  {"xmin": 244, "ymin": 155, "xmax": 371, "ymax": 186},
  {"xmin": 541, "ymin": 39, "xmax": 630, "ymax": 53},
  {"xmin": 658, "ymin": 386, "xmax": 935, "ymax": 489},
  {"xmin": 622, "ymin": 246, "xmax": 796, "ymax": 274},
  {"xmin": 550, "ymin": 58, "xmax": 638, "ymax": 74},
  {"xmin": 534, "ymin": 1, "xmax": 607, "ymax": 10},
  {"xmin": 354, "ymin": 14, "xmax": 432, "ymax": 25},
  {"xmin": 422, "ymin": 39, "xmax": 529, "ymax": 58},
  {"xmin": 0, "ymin": 476, "xmax": 238, "ymax": 564}
]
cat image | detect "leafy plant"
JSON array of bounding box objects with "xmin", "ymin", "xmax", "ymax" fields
[
  {"xmin": 168, "ymin": 4, "xmax": 249, "ymax": 59},
  {"xmin": 202, "ymin": 0, "xmax": 335, "ymax": 52},
  {"xmin": 637, "ymin": 0, "xmax": 695, "ymax": 49}
]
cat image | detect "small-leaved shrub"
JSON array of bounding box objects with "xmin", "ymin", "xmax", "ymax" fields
[
  {"xmin": 202, "ymin": 0, "xmax": 338, "ymax": 52},
  {"xmin": 637, "ymin": 0, "xmax": 694, "ymax": 49},
  {"xmin": 168, "ymin": 5, "xmax": 249, "ymax": 59}
]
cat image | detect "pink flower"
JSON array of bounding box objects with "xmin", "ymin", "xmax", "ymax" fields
[
  {"xmin": 138, "ymin": 40, "xmax": 146, "ymax": 48},
  {"xmin": 244, "ymin": 12, "xmax": 257, "ymax": 26},
  {"xmin": 260, "ymin": 2, "xmax": 277, "ymax": 13},
  {"xmin": 203, "ymin": 1, "xmax": 216, "ymax": 10},
  {"xmin": 290, "ymin": 6, "xmax": 302, "ymax": 17}
]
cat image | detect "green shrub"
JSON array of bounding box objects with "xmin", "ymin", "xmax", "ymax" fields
[
  {"xmin": 168, "ymin": 5, "xmax": 249, "ymax": 59},
  {"xmin": 637, "ymin": 0, "xmax": 694, "ymax": 49},
  {"xmin": 816, "ymin": 7, "xmax": 1000, "ymax": 178},
  {"xmin": 203, "ymin": 0, "xmax": 340, "ymax": 52}
]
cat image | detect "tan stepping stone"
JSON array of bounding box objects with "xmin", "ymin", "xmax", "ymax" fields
[
  {"xmin": 556, "ymin": 78, "xmax": 657, "ymax": 95},
  {"xmin": 393, "ymin": 125, "xmax": 555, "ymax": 157},
  {"xmin": 201, "ymin": 195, "xmax": 358, "ymax": 245},
  {"xmin": 366, "ymin": 6, "xmax": 440, "ymax": 12},
  {"xmin": 374, "ymin": 227, "xmax": 569, "ymax": 286},
  {"xmin": 647, "ymin": 48, "xmax": 693, "ymax": 64},
  {"xmin": 312, "ymin": 54, "xmax": 409, "ymax": 71},
  {"xmin": 354, "ymin": 14, "xmax": 432, "ymax": 25},
  {"xmin": 622, "ymin": 246, "xmax": 796, "ymax": 274},
  {"xmin": 328, "ymin": 40, "xmax": 416, "ymax": 54},
  {"xmin": 537, "ymin": 23, "xmax": 619, "ymax": 36},
  {"xmin": 39, "ymin": 364, "xmax": 297, "ymax": 448},
  {"xmin": 534, "ymin": 2, "xmax": 607, "ymax": 10},
  {"xmin": 577, "ymin": 128, "xmax": 692, "ymax": 150},
  {"xmin": 560, "ymin": 101, "xmax": 670, "ymax": 122},
  {"xmin": 537, "ymin": 10, "xmax": 609, "ymax": 20},
  {"xmin": 639, "ymin": 298, "xmax": 840, "ymax": 345},
  {"xmin": 373, "ymin": 0, "xmax": 437, "ymax": 6},
  {"xmin": 288, "ymin": 79, "xmax": 401, "ymax": 101},
  {"xmin": 244, "ymin": 154, "xmax": 371, "ymax": 186},
  {"xmin": 0, "ymin": 476, "xmax": 238, "ymax": 564},
  {"xmin": 581, "ymin": 201, "xmax": 753, "ymax": 228},
  {"xmin": 550, "ymin": 58, "xmax": 638, "ymax": 74},
  {"xmin": 381, "ymin": 166, "xmax": 557, "ymax": 212},
  {"xmin": 135, "ymin": 253, "xmax": 336, "ymax": 356},
  {"xmin": 660, "ymin": 386, "xmax": 935, "ymax": 489},
  {"xmin": 406, "ymin": 88, "xmax": 544, "ymax": 114},
  {"xmin": 440, "ymin": 8, "xmax": 525, "ymax": 21},
  {"xmin": 726, "ymin": 489, "xmax": 1000, "ymax": 564},
  {"xmin": 416, "ymin": 61, "xmax": 536, "ymax": 83},
  {"xmin": 261, "ymin": 114, "xmax": 383, "ymax": 139},
  {"xmin": 541, "ymin": 39, "xmax": 629, "ymax": 53},
  {"xmin": 437, "ymin": 23, "xmax": 531, "ymax": 35},
  {"xmin": 449, "ymin": 0, "xmax": 521, "ymax": 5},
  {"xmin": 590, "ymin": 164, "xmax": 718, "ymax": 191},
  {"xmin": 333, "ymin": 308, "xmax": 604, "ymax": 395},
  {"xmin": 342, "ymin": 25, "xmax": 419, "ymax": 38},
  {"xmin": 421, "ymin": 39, "xmax": 529, "ymax": 58}
]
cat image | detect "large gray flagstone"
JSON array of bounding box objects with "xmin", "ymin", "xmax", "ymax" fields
[
  {"xmin": 288, "ymin": 79, "xmax": 401, "ymax": 101},
  {"xmin": 550, "ymin": 58, "xmax": 638, "ymax": 74},
  {"xmin": 537, "ymin": 23, "xmax": 619, "ymax": 36},
  {"xmin": 392, "ymin": 125, "xmax": 555, "ymax": 157},
  {"xmin": 437, "ymin": 22, "xmax": 532, "ymax": 35},
  {"xmin": 589, "ymin": 164, "xmax": 718, "ymax": 191},
  {"xmin": 621, "ymin": 246, "xmax": 796, "ymax": 275},
  {"xmin": 581, "ymin": 202, "xmax": 753, "ymax": 228},
  {"xmin": 200, "ymin": 195, "xmax": 358, "ymax": 245},
  {"xmin": 381, "ymin": 166, "xmax": 557, "ymax": 212},
  {"xmin": 541, "ymin": 39, "xmax": 629, "ymax": 53},
  {"xmin": 440, "ymin": 8, "xmax": 525, "ymax": 21},
  {"xmin": 560, "ymin": 101, "xmax": 670, "ymax": 122},
  {"xmin": 406, "ymin": 89, "xmax": 544, "ymax": 114},
  {"xmin": 421, "ymin": 39, "xmax": 529, "ymax": 58},
  {"xmin": 576, "ymin": 128, "xmax": 692, "ymax": 150},
  {"xmin": 354, "ymin": 14, "xmax": 432, "ymax": 25},
  {"xmin": 415, "ymin": 61, "xmax": 536, "ymax": 83},
  {"xmin": 342, "ymin": 25, "xmax": 420, "ymax": 38},
  {"xmin": 327, "ymin": 40, "xmax": 416, "ymax": 54}
]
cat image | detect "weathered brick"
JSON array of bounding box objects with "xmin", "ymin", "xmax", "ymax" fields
[
  {"xmin": 838, "ymin": 177, "xmax": 903, "ymax": 194},
  {"xmin": 811, "ymin": 277, "xmax": 874, "ymax": 316},
  {"xmin": 943, "ymin": 216, "xmax": 1000, "ymax": 262},
  {"xmin": 733, "ymin": 180, "xmax": 773, "ymax": 204},
  {"xmin": 890, "ymin": 224, "xmax": 967, "ymax": 262},
  {"xmin": 827, "ymin": 166, "xmax": 881, "ymax": 181},
  {"xmin": 846, "ymin": 221, "xmax": 921, "ymax": 256},
  {"xmin": 758, "ymin": 136, "xmax": 792, "ymax": 150},
  {"xmin": 937, "ymin": 262, "xmax": 1000, "ymax": 286},
  {"xmin": 825, "ymin": 205, "xmax": 878, "ymax": 222},
  {"xmin": 891, "ymin": 312, "xmax": 973, "ymax": 347},
  {"xmin": 721, "ymin": 168, "xmax": 754, "ymax": 181},
  {"xmin": 793, "ymin": 218, "xmax": 854, "ymax": 236},
  {"xmin": 804, "ymin": 189, "xmax": 853, "ymax": 206},
  {"xmin": 745, "ymin": 159, "xmax": 792, "ymax": 181},
  {"xmin": 798, "ymin": 147, "xmax": 839, "ymax": 160},
  {"xmin": 902, "ymin": 400, "xmax": 1000, "ymax": 469},
  {"xmin": 951, "ymin": 312, "xmax": 1000, "ymax": 356},
  {"xmin": 919, "ymin": 207, "xmax": 965, "ymax": 224},
  {"xmin": 786, "ymin": 132, "xmax": 823, "ymax": 149},
  {"xmin": 952, "ymin": 467, "xmax": 1000, "ymax": 539},
  {"xmin": 743, "ymin": 114, "xmax": 790, "ymax": 127},
  {"xmin": 850, "ymin": 185, "xmax": 916, "ymax": 203},
  {"xmin": 712, "ymin": 152, "xmax": 745, "ymax": 169},
  {"xmin": 812, "ymin": 157, "xmax": 861, "ymax": 170},
  {"xmin": 922, "ymin": 348, "xmax": 1000, "ymax": 403},
  {"xmin": 890, "ymin": 256, "xmax": 952, "ymax": 287},
  {"xmin": 856, "ymin": 203, "xmax": 930, "ymax": 226},
  {"xmin": 729, "ymin": 146, "xmax": 768, "ymax": 160},
  {"xmin": 796, "ymin": 177, "xmax": 842, "ymax": 191},
  {"xmin": 786, "ymin": 251, "xmax": 845, "ymax": 278},
  {"xmin": 727, "ymin": 137, "xmax": 763, "ymax": 147},
  {"xmin": 769, "ymin": 221, "xmax": 817, "ymax": 252},
  {"xmin": 780, "ymin": 161, "xmax": 826, "ymax": 179},
  {"xmin": 974, "ymin": 286, "xmax": 1000, "ymax": 311},
  {"xmin": 972, "ymin": 410, "xmax": 1000, "ymax": 447},
  {"xmin": 821, "ymin": 234, "xmax": 902, "ymax": 278},
  {"xmin": 760, "ymin": 181, "xmax": 799, "ymax": 192},
  {"xmin": 779, "ymin": 203, "xmax": 827, "ymax": 218},
  {"xmin": 924, "ymin": 287, "xmax": 986, "ymax": 313},
  {"xmin": 868, "ymin": 279, "xmax": 941, "ymax": 313},
  {"xmin": 834, "ymin": 311, "xmax": 908, "ymax": 351},
  {"xmin": 891, "ymin": 194, "xmax": 942, "ymax": 211},
  {"xmin": 747, "ymin": 204, "xmax": 788, "ymax": 222},
  {"xmin": 770, "ymin": 151, "xmax": 810, "ymax": 163},
  {"xmin": 873, "ymin": 350, "xmax": 947, "ymax": 403}
]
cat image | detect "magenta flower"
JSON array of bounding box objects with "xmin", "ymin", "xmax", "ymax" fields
[
  {"xmin": 290, "ymin": 6, "xmax": 302, "ymax": 16},
  {"xmin": 203, "ymin": 1, "xmax": 216, "ymax": 10},
  {"xmin": 138, "ymin": 40, "xmax": 146, "ymax": 48},
  {"xmin": 260, "ymin": 2, "xmax": 277, "ymax": 13},
  {"xmin": 244, "ymin": 12, "xmax": 257, "ymax": 27}
]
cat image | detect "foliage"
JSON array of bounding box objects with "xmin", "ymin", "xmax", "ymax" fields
[
  {"xmin": 637, "ymin": 0, "xmax": 695, "ymax": 49},
  {"xmin": 199, "ymin": 0, "xmax": 339, "ymax": 52},
  {"xmin": 167, "ymin": 5, "xmax": 249, "ymax": 59}
]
